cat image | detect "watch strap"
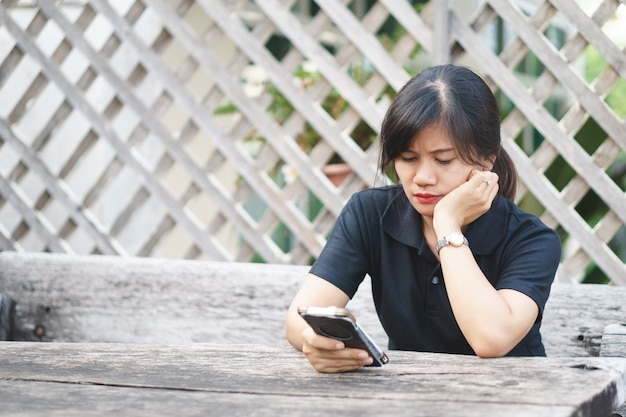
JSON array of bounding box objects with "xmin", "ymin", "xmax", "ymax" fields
[{"xmin": 436, "ymin": 233, "xmax": 469, "ymax": 253}]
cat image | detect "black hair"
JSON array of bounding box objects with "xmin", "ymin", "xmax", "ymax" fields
[{"xmin": 378, "ymin": 65, "xmax": 517, "ymax": 200}]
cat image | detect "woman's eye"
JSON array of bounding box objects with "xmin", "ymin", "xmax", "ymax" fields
[
  {"xmin": 437, "ymin": 159, "xmax": 452, "ymax": 165},
  {"xmin": 401, "ymin": 156, "xmax": 417, "ymax": 162}
]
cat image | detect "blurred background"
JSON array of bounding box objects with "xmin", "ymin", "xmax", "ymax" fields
[{"xmin": 0, "ymin": 0, "xmax": 624, "ymax": 285}]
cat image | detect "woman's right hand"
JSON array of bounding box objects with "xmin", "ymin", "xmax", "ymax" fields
[
  {"xmin": 284, "ymin": 274, "xmax": 365, "ymax": 372},
  {"xmin": 300, "ymin": 326, "xmax": 373, "ymax": 373},
  {"xmin": 433, "ymin": 170, "xmax": 499, "ymax": 234}
]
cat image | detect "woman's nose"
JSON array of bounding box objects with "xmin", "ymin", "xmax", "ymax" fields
[{"xmin": 413, "ymin": 164, "xmax": 435, "ymax": 185}]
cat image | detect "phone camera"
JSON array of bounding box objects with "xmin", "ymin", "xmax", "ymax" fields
[{"xmin": 318, "ymin": 321, "xmax": 354, "ymax": 340}]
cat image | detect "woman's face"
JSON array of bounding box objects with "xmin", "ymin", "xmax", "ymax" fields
[{"xmin": 394, "ymin": 124, "xmax": 486, "ymax": 218}]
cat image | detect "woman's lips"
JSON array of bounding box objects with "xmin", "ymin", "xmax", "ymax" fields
[{"xmin": 416, "ymin": 193, "xmax": 441, "ymax": 204}]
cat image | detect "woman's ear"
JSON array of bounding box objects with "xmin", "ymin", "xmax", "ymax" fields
[{"xmin": 483, "ymin": 154, "xmax": 496, "ymax": 171}]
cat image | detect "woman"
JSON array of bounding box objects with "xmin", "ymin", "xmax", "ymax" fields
[{"xmin": 285, "ymin": 65, "xmax": 561, "ymax": 373}]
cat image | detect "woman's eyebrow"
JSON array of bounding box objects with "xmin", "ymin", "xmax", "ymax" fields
[{"xmin": 431, "ymin": 147, "xmax": 456, "ymax": 154}]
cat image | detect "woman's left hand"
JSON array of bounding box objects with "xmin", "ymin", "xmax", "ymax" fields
[{"xmin": 433, "ymin": 170, "xmax": 499, "ymax": 232}]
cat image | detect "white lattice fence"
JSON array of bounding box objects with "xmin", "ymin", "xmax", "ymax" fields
[
  {"xmin": 0, "ymin": 0, "xmax": 624, "ymax": 285},
  {"xmin": 446, "ymin": 0, "xmax": 626, "ymax": 284}
]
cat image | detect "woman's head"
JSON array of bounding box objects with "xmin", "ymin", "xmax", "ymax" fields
[{"xmin": 379, "ymin": 65, "xmax": 517, "ymax": 199}]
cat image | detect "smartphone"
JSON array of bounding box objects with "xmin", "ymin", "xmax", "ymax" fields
[{"xmin": 298, "ymin": 306, "xmax": 389, "ymax": 366}]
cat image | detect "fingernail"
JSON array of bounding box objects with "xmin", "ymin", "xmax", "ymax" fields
[
  {"xmin": 357, "ymin": 352, "xmax": 368, "ymax": 359},
  {"xmin": 335, "ymin": 342, "xmax": 344, "ymax": 349}
]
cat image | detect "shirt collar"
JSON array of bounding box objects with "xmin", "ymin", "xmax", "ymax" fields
[
  {"xmin": 382, "ymin": 188, "xmax": 508, "ymax": 256},
  {"xmin": 382, "ymin": 188, "xmax": 426, "ymax": 253}
]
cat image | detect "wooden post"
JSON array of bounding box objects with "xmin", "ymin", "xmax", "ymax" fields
[
  {"xmin": 433, "ymin": 0, "xmax": 450, "ymax": 65},
  {"xmin": 0, "ymin": 294, "xmax": 15, "ymax": 341}
]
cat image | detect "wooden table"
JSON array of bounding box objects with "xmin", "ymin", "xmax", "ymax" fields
[{"xmin": 1, "ymin": 342, "xmax": 625, "ymax": 417}]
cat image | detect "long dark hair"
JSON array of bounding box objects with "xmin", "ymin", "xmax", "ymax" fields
[{"xmin": 379, "ymin": 65, "xmax": 517, "ymax": 200}]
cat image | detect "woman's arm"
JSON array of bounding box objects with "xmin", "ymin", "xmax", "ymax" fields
[
  {"xmin": 438, "ymin": 244, "xmax": 539, "ymax": 357},
  {"xmin": 433, "ymin": 172, "xmax": 549, "ymax": 357},
  {"xmin": 285, "ymin": 274, "xmax": 373, "ymax": 372},
  {"xmin": 285, "ymin": 274, "xmax": 349, "ymax": 349}
]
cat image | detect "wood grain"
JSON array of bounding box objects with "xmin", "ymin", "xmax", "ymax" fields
[
  {"xmin": 602, "ymin": 324, "xmax": 626, "ymax": 358},
  {"xmin": 0, "ymin": 342, "xmax": 625, "ymax": 417},
  {"xmin": 1, "ymin": 252, "xmax": 625, "ymax": 359}
]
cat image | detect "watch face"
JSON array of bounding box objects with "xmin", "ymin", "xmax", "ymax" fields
[{"xmin": 449, "ymin": 233, "xmax": 464, "ymax": 246}]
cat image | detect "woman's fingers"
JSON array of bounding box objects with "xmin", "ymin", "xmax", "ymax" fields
[
  {"xmin": 435, "ymin": 170, "xmax": 499, "ymax": 229},
  {"xmin": 305, "ymin": 348, "xmax": 373, "ymax": 373},
  {"xmin": 301, "ymin": 327, "xmax": 373, "ymax": 373},
  {"xmin": 469, "ymin": 169, "xmax": 499, "ymax": 190}
]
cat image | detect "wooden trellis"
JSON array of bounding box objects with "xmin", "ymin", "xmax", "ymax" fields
[{"xmin": 0, "ymin": 0, "xmax": 624, "ymax": 285}]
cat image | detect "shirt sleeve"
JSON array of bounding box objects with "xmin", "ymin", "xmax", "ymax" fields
[
  {"xmin": 309, "ymin": 192, "xmax": 371, "ymax": 298},
  {"xmin": 495, "ymin": 217, "xmax": 561, "ymax": 320}
]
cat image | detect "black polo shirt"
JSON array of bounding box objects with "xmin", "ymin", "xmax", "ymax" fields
[{"xmin": 310, "ymin": 185, "xmax": 561, "ymax": 356}]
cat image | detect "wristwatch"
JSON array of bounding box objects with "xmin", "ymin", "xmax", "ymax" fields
[{"xmin": 436, "ymin": 232, "xmax": 469, "ymax": 254}]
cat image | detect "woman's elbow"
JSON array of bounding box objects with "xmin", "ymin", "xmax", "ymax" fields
[
  {"xmin": 474, "ymin": 345, "xmax": 508, "ymax": 358},
  {"xmin": 469, "ymin": 335, "xmax": 515, "ymax": 358},
  {"xmin": 285, "ymin": 309, "xmax": 306, "ymax": 351}
]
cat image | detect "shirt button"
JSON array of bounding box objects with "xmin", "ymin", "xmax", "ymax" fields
[{"xmin": 431, "ymin": 276, "xmax": 440, "ymax": 285}]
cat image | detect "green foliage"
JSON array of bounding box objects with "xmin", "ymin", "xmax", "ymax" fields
[
  {"xmin": 213, "ymin": 102, "xmax": 238, "ymax": 115},
  {"xmin": 584, "ymin": 47, "xmax": 626, "ymax": 118}
]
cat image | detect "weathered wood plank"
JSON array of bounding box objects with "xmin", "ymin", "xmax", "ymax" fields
[
  {"xmin": 0, "ymin": 252, "xmax": 305, "ymax": 343},
  {"xmin": 601, "ymin": 324, "xmax": 626, "ymax": 358},
  {"xmin": 1, "ymin": 343, "xmax": 625, "ymax": 417},
  {"xmin": 1, "ymin": 251, "xmax": 625, "ymax": 359},
  {"xmin": 0, "ymin": 379, "xmax": 575, "ymax": 417},
  {"xmin": 0, "ymin": 294, "xmax": 14, "ymax": 341},
  {"xmin": 542, "ymin": 283, "xmax": 626, "ymax": 357},
  {"xmin": 0, "ymin": 251, "xmax": 385, "ymax": 343}
]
